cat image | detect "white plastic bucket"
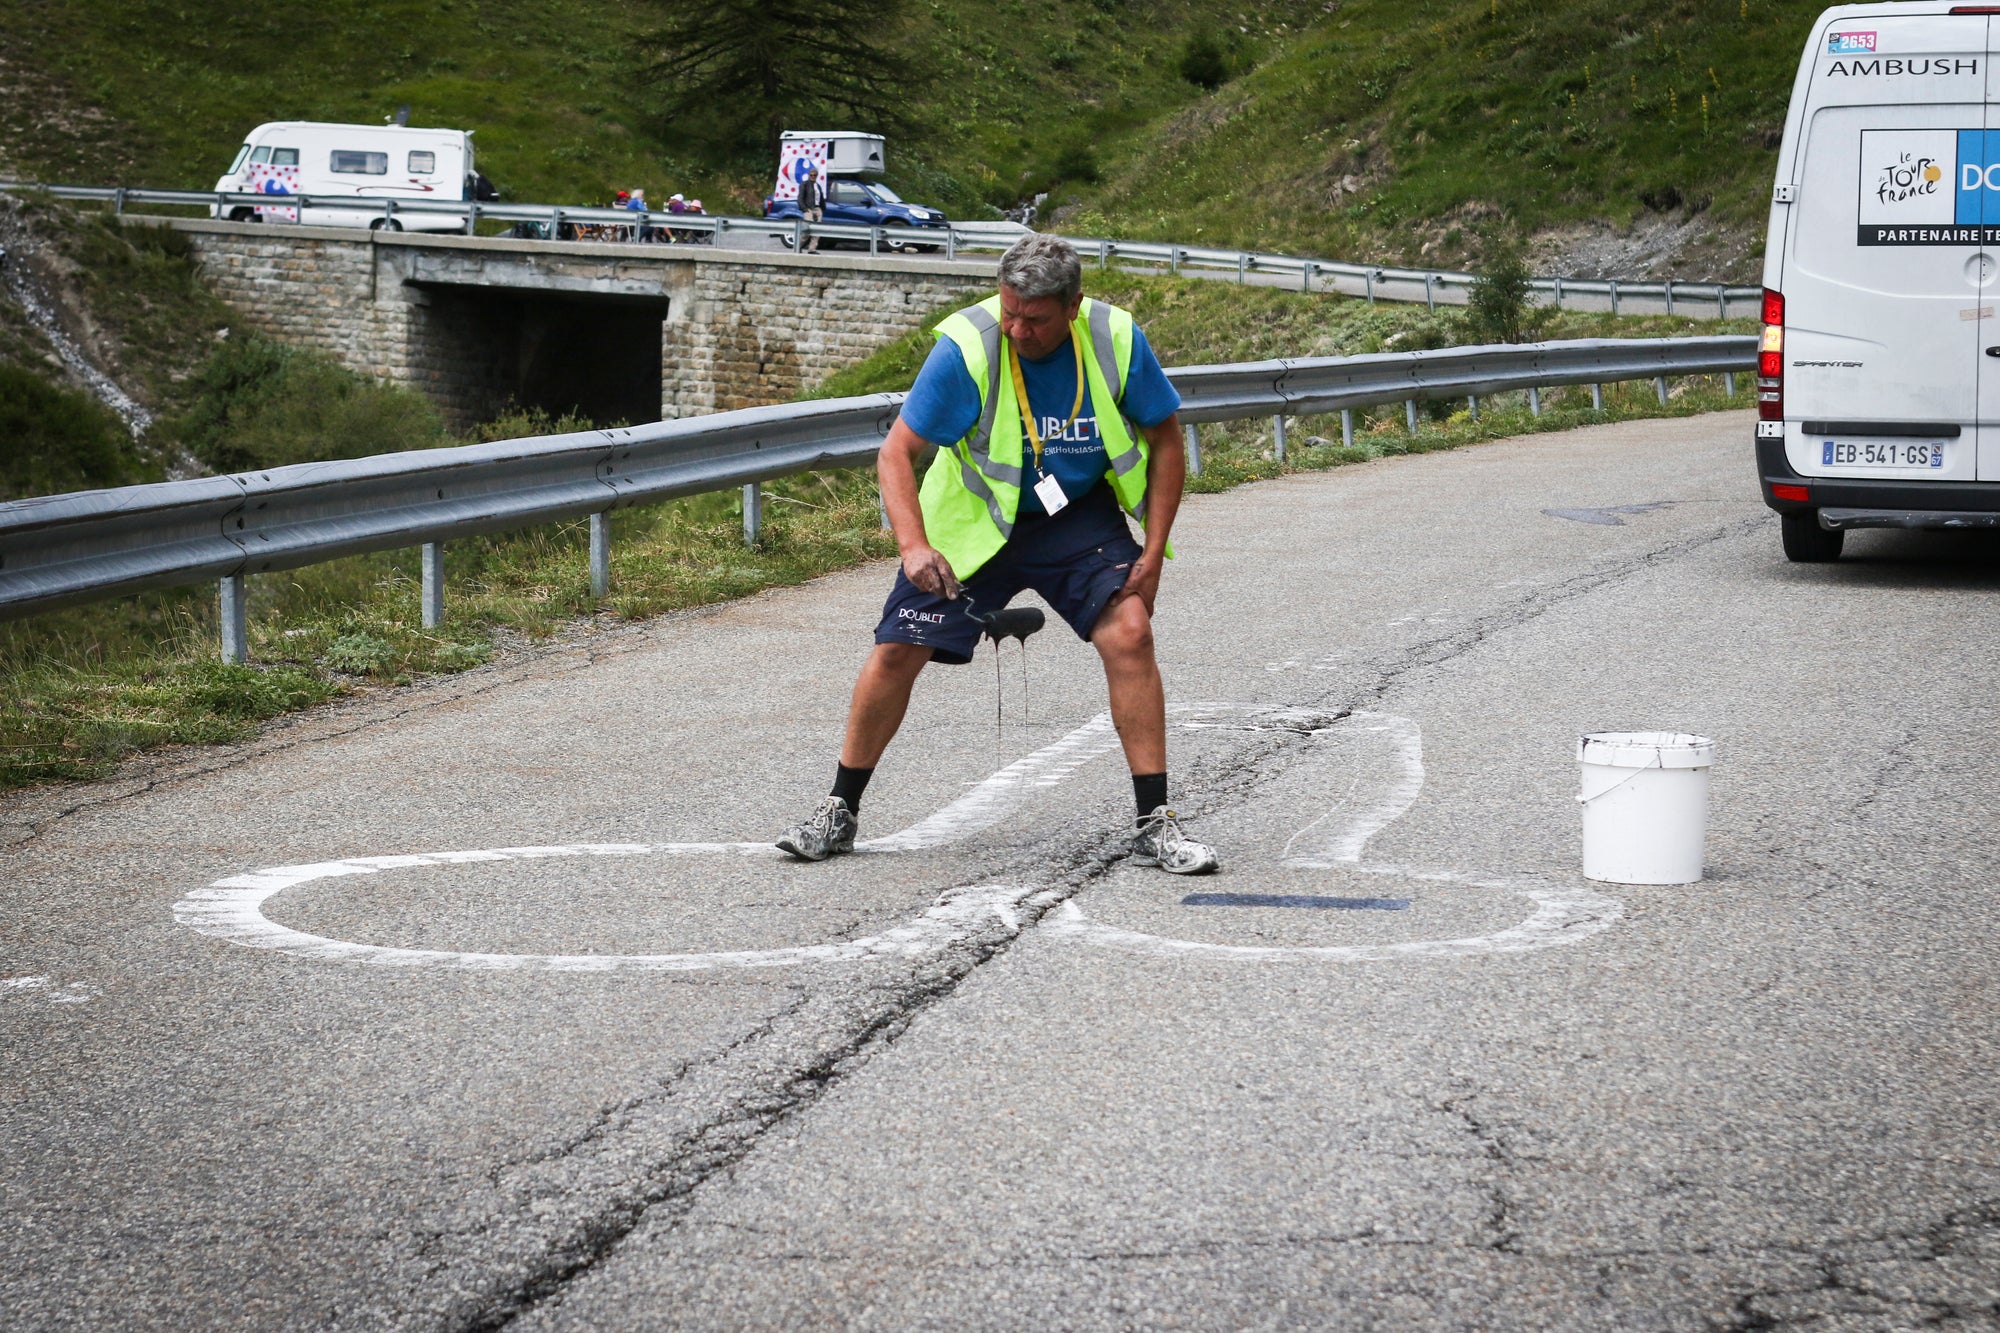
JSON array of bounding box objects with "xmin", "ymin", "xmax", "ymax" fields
[{"xmin": 1576, "ymin": 732, "xmax": 1715, "ymax": 884}]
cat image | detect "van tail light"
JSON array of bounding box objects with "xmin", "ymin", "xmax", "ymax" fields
[
  {"xmin": 1758, "ymin": 288, "xmax": 1784, "ymax": 421},
  {"xmin": 1771, "ymin": 483, "xmax": 1810, "ymax": 503}
]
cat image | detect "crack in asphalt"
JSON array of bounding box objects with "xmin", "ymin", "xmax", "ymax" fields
[
  {"xmin": 334, "ymin": 512, "xmax": 1776, "ymax": 1331},
  {"xmin": 1713, "ymin": 1202, "xmax": 2000, "ymax": 1330},
  {"xmin": 1430, "ymin": 1086, "xmax": 1524, "ymax": 1254}
]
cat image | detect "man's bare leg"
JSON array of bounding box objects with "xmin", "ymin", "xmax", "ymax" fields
[
  {"xmin": 777, "ymin": 642, "xmax": 931, "ymax": 860},
  {"xmin": 1090, "ymin": 596, "xmax": 1166, "ymax": 773},
  {"xmin": 840, "ymin": 642, "xmax": 933, "ymax": 768},
  {"xmin": 1091, "ymin": 595, "xmax": 1218, "ymax": 872}
]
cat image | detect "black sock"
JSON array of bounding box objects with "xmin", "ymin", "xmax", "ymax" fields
[
  {"xmin": 831, "ymin": 763, "xmax": 874, "ymax": 813},
  {"xmin": 1133, "ymin": 772, "xmax": 1168, "ymax": 821}
]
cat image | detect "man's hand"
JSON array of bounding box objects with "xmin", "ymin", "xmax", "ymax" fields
[
  {"xmin": 1108, "ymin": 551, "xmax": 1163, "ymax": 615},
  {"xmin": 903, "ymin": 543, "xmax": 961, "ymax": 600}
]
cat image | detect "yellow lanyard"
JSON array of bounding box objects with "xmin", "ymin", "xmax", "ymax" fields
[{"xmin": 1007, "ymin": 333, "xmax": 1086, "ymax": 476}]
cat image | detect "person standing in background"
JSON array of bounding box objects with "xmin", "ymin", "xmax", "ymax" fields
[{"xmin": 798, "ymin": 161, "xmax": 825, "ymax": 254}]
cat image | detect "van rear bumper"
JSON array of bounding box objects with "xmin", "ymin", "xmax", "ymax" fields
[{"xmin": 1757, "ymin": 437, "xmax": 2000, "ymax": 520}]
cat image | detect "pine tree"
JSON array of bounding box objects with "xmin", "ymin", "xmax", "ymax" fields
[{"xmin": 639, "ymin": 0, "xmax": 923, "ymax": 156}]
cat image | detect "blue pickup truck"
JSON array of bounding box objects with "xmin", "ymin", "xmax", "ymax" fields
[{"xmin": 762, "ymin": 177, "xmax": 949, "ymax": 251}]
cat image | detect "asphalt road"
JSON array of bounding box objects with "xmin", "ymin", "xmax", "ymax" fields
[{"xmin": 4, "ymin": 409, "xmax": 1998, "ymax": 1331}]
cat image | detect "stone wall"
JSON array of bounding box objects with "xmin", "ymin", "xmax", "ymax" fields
[{"xmin": 167, "ymin": 220, "xmax": 996, "ymax": 427}]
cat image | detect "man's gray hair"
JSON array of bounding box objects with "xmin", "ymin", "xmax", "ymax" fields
[{"xmin": 999, "ymin": 233, "xmax": 1083, "ymax": 303}]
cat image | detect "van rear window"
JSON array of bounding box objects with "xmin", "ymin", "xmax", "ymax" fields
[
  {"xmin": 270, "ymin": 148, "xmax": 299, "ymax": 166},
  {"xmin": 407, "ymin": 150, "xmax": 436, "ymax": 174},
  {"xmin": 330, "ymin": 150, "xmax": 388, "ymax": 175}
]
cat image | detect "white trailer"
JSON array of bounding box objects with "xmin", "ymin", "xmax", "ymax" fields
[{"xmin": 210, "ymin": 121, "xmax": 474, "ymax": 231}]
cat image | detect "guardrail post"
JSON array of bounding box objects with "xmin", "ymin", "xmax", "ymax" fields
[
  {"xmin": 1424, "ymin": 274, "xmax": 1436, "ymax": 312},
  {"xmin": 219, "ymin": 575, "xmax": 248, "ymax": 665},
  {"xmin": 1664, "ymin": 281, "xmax": 1676, "ymax": 317},
  {"xmin": 1529, "ymin": 386, "xmax": 1543, "ymax": 417},
  {"xmin": 1655, "ymin": 376, "xmax": 1669, "ymax": 405},
  {"xmin": 1272, "ymin": 414, "xmax": 1287, "ymax": 463},
  {"xmin": 382, "ymin": 199, "xmax": 396, "ymax": 230},
  {"xmin": 589, "ymin": 512, "xmax": 611, "ymax": 598},
  {"xmin": 1591, "ymin": 383, "xmax": 1604, "ymax": 411},
  {"xmin": 1723, "ymin": 372, "xmax": 1736, "ymax": 397},
  {"xmin": 422, "ymin": 542, "xmax": 445, "ymax": 627},
  {"xmin": 1717, "ymin": 285, "xmax": 1727, "ymax": 319},
  {"xmin": 878, "ymin": 489, "xmax": 891, "ymax": 531},
  {"xmin": 1341, "ymin": 409, "xmax": 1354, "ymax": 450},
  {"xmin": 1405, "ymin": 399, "xmax": 1418, "ymax": 433},
  {"xmin": 1468, "ymin": 395, "xmax": 1479, "ymax": 421},
  {"xmin": 1609, "ymin": 280, "xmax": 1620, "ymax": 315},
  {"xmin": 1099, "ymin": 240, "xmax": 1110, "ymax": 269},
  {"xmin": 1301, "ymin": 261, "xmax": 1315, "ymax": 294},
  {"xmin": 1553, "ymin": 276, "xmax": 1564, "ymax": 311},
  {"xmin": 1183, "ymin": 422, "xmax": 1202, "ymax": 476},
  {"xmin": 945, "ymin": 228, "xmax": 956, "ymax": 261},
  {"xmin": 714, "ymin": 217, "xmax": 728, "ymax": 242},
  {"xmin": 742, "ymin": 483, "xmax": 762, "ymax": 545},
  {"xmin": 869, "ymin": 226, "xmax": 880, "ymax": 255},
  {"xmin": 549, "ymin": 206, "xmax": 561, "ymax": 241},
  {"xmin": 466, "ymin": 202, "xmax": 480, "ymax": 236},
  {"xmin": 112, "ymin": 187, "xmax": 127, "ymax": 217},
  {"xmin": 1365, "ymin": 270, "xmax": 1376, "ymax": 305},
  {"xmin": 1237, "ymin": 254, "xmax": 1248, "ymax": 284},
  {"xmin": 1170, "ymin": 246, "xmax": 1181, "ymax": 276},
  {"xmin": 794, "ymin": 218, "xmax": 804, "ymax": 250}
]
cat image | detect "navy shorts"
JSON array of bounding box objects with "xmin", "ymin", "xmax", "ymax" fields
[{"xmin": 875, "ymin": 490, "xmax": 1143, "ymax": 666}]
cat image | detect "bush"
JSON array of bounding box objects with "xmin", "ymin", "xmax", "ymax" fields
[
  {"xmin": 323, "ymin": 632, "xmax": 394, "ymax": 676},
  {"xmin": 164, "ymin": 335, "xmax": 448, "ymax": 473},
  {"xmin": 1467, "ymin": 242, "xmax": 1537, "ymax": 344},
  {"xmin": 0, "ymin": 362, "xmax": 154, "ymax": 500},
  {"xmin": 1179, "ymin": 33, "xmax": 1229, "ymax": 90},
  {"xmin": 1054, "ymin": 143, "xmax": 1101, "ymax": 185}
]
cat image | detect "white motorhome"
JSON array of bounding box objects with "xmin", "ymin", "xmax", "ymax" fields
[
  {"xmin": 210, "ymin": 121, "xmax": 474, "ymax": 232},
  {"xmin": 1760, "ymin": 4, "xmax": 2000, "ymax": 560}
]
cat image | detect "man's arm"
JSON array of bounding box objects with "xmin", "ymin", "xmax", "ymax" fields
[
  {"xmin": 1108, "ymin": 411, "xmax": 1185, "ymax": 615},
  {"xmin": 878, "ymin": 417, "xmax": 961, "ymax": 600}
]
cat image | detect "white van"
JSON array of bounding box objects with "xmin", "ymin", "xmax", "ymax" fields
[
  {"xmin": 210, "ymin": 122, "xmax": 475, "ymax": 232},
  {"xmin": 1760, "ymin": 4, "xmax": 2000, "ymax": 560}
]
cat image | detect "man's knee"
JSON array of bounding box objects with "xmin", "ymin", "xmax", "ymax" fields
[
  {"xmin": 869, "ymin": 641, "xmax": 933, "ymax": 680},
  {"xmin": 1092, "ymin": 599, "xmax": 1155, "ymax": 662}
]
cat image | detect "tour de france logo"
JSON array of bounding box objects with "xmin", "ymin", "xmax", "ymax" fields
[{"xmin": 1876, "ymin": 150, "xmax": 1944, "ymax": 207}]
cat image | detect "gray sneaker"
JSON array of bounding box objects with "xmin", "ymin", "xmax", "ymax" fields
[
  {"xmin": 775, "ymin": 796, "xmax": 858, "ymax": 862},
  {"xmin": 1130, "ymin": 805, "xmax": 1220, "ymax": 875}
]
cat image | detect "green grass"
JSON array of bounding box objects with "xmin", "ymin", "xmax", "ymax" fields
[
  {"xmin": 0, "ymin": 0, "xmax": 1818, "ymax": 269},
  {"xmin": 0, "ymin": 267, "xmax": 1751, "ymax": 792}
]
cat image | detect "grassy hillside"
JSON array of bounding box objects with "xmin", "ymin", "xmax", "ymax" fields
[{"xmin": 0, "ymin": 0, "xmax": 1816, "ymax": 273}]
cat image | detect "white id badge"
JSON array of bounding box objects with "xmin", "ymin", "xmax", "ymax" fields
[{"xmin": 1033, "ymin": 472, "xmax": 1069, "ymax": 514}]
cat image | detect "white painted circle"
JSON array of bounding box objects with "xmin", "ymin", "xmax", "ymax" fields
[
  {"xmin": 1046, "ymin": 711, "xmax": 1625, "ymax": 963},
  {"xmin": 174, "ymin": 707, "xmax": 1623, "ymax": 972}
]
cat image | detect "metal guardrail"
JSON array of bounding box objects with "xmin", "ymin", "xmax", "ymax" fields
[
  {"xmin": 0, "ymin": 181, "xmax": 1762, "ymax": 318},
  {"xmin": 0, "ymin": 335, "xmax": 1754, "ymax": 660}
]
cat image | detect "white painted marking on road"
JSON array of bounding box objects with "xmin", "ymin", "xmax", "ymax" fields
[
  {"xmin": 174, "ymin": 714, "xmax": 1136, "ymax": 971},
  {"xmin": 177, "ymin": 869, "xmax": 1055, "ymax": 972},
  {"xmin": 1046, "ymin": 710, "xmax": 1623, "ymax": 963},
  {"xmin": 175, "ymin": 703, "xmax": 1618, "ymax": 973},
  {"xmin": 2, "ymin": 974, "xmax": 100, "ymax": 1004}
]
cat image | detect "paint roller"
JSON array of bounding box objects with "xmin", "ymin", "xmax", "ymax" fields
[{"xmin": 964, "ymin": 601, "xmax": 1046, "ymax": 734}]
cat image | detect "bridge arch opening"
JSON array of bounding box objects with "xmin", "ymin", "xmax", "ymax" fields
[{"xmin": 414, "ymin": 285, "xmax": 667, "ymax": 431}]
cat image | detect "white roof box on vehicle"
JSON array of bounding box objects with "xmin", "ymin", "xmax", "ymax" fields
[{"xmin": 779, "ymin": 131, "xmax": 885, "ymax": 176}]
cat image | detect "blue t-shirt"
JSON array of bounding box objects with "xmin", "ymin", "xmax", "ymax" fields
[{"xmin": 899, "ymin": 323, "xmax": 1181, "ymax": 515}]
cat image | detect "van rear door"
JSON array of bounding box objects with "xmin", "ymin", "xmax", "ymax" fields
[
  {"xmin": 1784, "ymin": 12, "xmax": 1987, "ymax": 484},
  {"xmin": 1980, "ymin": 32, "xmax": 2000, "ymax": 481}
]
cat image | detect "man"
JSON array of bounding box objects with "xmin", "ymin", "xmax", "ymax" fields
[
  {"xmin": 797, "ymin": 161, "xmax": 825, "ymax": 255},
  {"xmin": 775, "ymin": 234, "xmax": 1220, "ymax": 874}
]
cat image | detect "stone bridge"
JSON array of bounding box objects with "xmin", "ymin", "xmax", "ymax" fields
[{"xmin": 165, "ymin": 220, "xmax": 999, "ymax": 428}]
